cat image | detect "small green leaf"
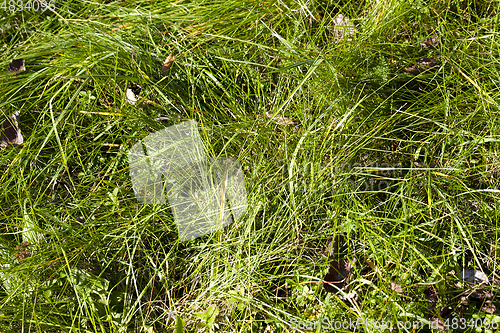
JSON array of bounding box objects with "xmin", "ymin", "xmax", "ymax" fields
[
  {"xmin": 194, "ymin": 304, "xmax": 219, "ymax": 326},
  {"xmin": 174, "ymin": 315, "xmax": 185, "ymax": 333}
]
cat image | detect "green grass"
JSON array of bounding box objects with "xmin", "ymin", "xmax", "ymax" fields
[{"xmin": 1, "ymin": 0, "xmax": 500, "ymax": 331}]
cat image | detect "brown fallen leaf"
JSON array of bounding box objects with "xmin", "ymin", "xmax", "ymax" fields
[
  {"xmin": 0, "ymin": 111, "xmax": 23, "ymax": 148},
  {"xmin": 265, "ymin": 112, "xmax": 296, "ymax": 126},
  {"xmin": 420, "ymin": 36, "xmax": 440, "ymax": 48},
  {"xmin": 417, "ymin": 57, "xmax": 440, "ymax": 67},
  {"xmin": 7, "ymin": 59, "xmax": 25, "ymax": 75},
  {"xmin": 162, "ymin": 52, "xmax": 175, "ymax": 75},
  {"xmin": 403, "ymin": 57, "xmax": 440, "ymax": 74},
  {"xmin": 424, "ymin": 286, "xmax": 439, "ymax": 302},
  {"xmin": 391, "ymin": 282, "xmax": 403, "ymax": 293},
  {"xmin": 13, "ymin": 241, "xmax": 31, "ymax": 262},
  {"xmin": 469, "ymin": 288, "xmax": 494, "ymax": 301},
  {"xmin": 323, "ymin": 259, "xmax": 355, "ymax": 293},
  {"xmin": 439, "ymin": 306, "xmax": 453, "ymax": 318},
  {"xmin": 424, "ymin": 286, "xmax": 439, "ymax": 313},
  {"xmin": 482, "ymin": 301, "xmax": 497, "ymax": 314},
  {"xmin": 458, "ymin": 285, "xmax": 498, "ymax": 314}
]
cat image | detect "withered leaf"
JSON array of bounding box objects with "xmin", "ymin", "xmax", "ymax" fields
[
  {"xmin": 439, "ymin": 306, "xmax": 453, "ymax": 318},
  {"xmin": 424, "ymin": 286, "xmax": 440, "ymax": 313},
  {"xmin": 265, "ymin": 112, "xmax": 296, "ymax": 126},
  {"xmin": 0, "ymin": 111, "xmax": 23, "ymax": 148},
  {"xmin": 126, "ymin": 88, "xmax": 137, "ymax": 105},
  {"xmin": 7, "ymin": 59, "xmax": 25, "ymax": 74},
  {"xmin": 482, "ymin": 301, "xmax": 497, "ymax": 314},
  {"xmin": 417, "ymin": 57, "xmax": 440, "ymax": 66},
  {"xmin": 469, "ymin": 288, "xmax": 494, "ymax": 302},
  {"xmin": 13, "ymin": 241, "xmax": 31, "ymax": 261},
  {"xmin": 424, "ymin": 286, "xmax": 439, "ymax": 303},
  {"xmin": 403, "ymin": 57, "xmax": 440, "ymax": 74},
  {"xmin": 390, "ymin": 282, "xmax": 403, "ymax": 293},
  {"xmin": 420, "ymin": 36, "xmax": 440, "ymax": 48},
  {"xmin": 323, "ymin": 259, "xmax": 353, "ymax": 293},
  {"xmin": 459, "ymin": 285, "xmax": 498, "ymax": 315},
  {"xmin": 162, "ymin": 52, "xmax": 175, "ymax": 75}
]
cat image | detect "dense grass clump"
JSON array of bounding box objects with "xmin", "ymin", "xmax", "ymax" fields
[{"xmin": 1, "ymin": 0, "xmax": 500, "ymax": 331}]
